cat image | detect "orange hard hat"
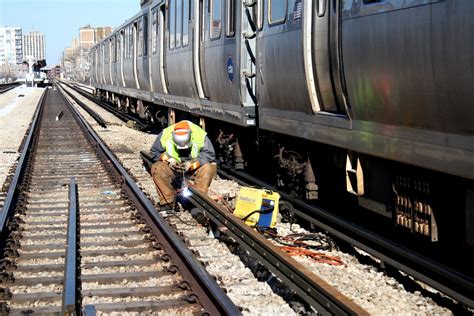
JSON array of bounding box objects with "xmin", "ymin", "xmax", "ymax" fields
[{"xmin": 172, "ymin": 121, "xmax": 191, "ymax": 149}]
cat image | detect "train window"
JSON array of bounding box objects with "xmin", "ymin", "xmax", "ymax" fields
[
  {"xmin": 129, "ymin": 25, "xmax": 134, "ymax": 59},
  {"xmin": 128, "ymin": 28, "xmax": 131, "ymax": 60},
  {"xmin": 125, "ymin": 27, "xmax": 129, "ymax": 60},
  {"xmin": 176, "ymin": 0, "xmax": 182, "ymax": 48},
  {"xmin": 105, "ymin": 40, "xmax": 111, "ymax": 64},
  {"xmin": 210, "ymin": 0, "xmax": 221, "ymax": 39},
  {"xmin": 117, "ymin": 33, "xmax": 122, "ymax": 62},
  {"xmin": 182, "ymin": 0, "xmax": 189, "ymax": 46},
  {"xmin": 111, "ymin": 38, "xmax": 115, "ymax": 62},
  {"xmin": 226, "ymin": 0, "xmax": 235, "ymax": 37},
  {"xmin": 143, "ymin": 16, "xmax": 148, "ymax": 56},
  {"xmin": 203, "ymin": 0, "xmax": 209, "ymax": 40},
  {"xmin": 138, "ymin": 19, "xmax": 143, "ymax": 57},
  {"xmin": 347, "ymin": 0, "xmax": 442, "ymax": 17},
  {"xmin": 127, "ymin": 27, "xmax": 131, "ymax": 60},
  {"xmin": 169, "ymin": 0, "xmax": 176, "ymax": 49},
  {"xmin": 152, "ymin": 11, "xmax": 158, "ymax": 54},
  {"xmin": 124, "ymin": 29, "xmax": 127, "ymax": 60},
  {"xmin": 269, "ymin": 0, "xmax": 287, "ymax": 25}
]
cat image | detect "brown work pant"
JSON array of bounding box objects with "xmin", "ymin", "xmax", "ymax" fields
[{"xmin": 151, "ymin": 161, "xmax": 217, "ymax": 206}]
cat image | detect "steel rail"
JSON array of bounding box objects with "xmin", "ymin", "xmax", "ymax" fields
[
  {"xmin": 217, "ymin": 167, "xmax": 474, "ymax": 309},
  {"xmin": 62, "ymin": 177, "xmax": 79, "ymax": 314},
  {"xmin": 61, "ymin": 81, "xmax": 149, "ymax": 130},
  {"xmin": 0, "ymin": 82, "xmax": 20, "ymax": 94},
  {"xmin": 186, "ymin": 184, "xmax": 368, "ymax": 315},
  {"xmin": 0, "ymin": 89, "xmax": 47, "ymax": 233},
  {"xmin": 58, "ymin": 86, "xmax": 240, "ymax": 315},
  {"xmin": 56, "ymin": 81, "xmax": 107, "ymax": 128}
]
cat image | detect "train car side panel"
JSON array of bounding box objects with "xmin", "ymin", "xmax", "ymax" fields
[
  {"xmin": 166, "ymin": 0, "xmax": 199, "ymax": 98},
  {"xmin": 258, "ymin": 0, "xmax": 313, "ymax": 114},
  {"xmin": 201, "ymin": 0, "xmax": 241, "ymax": 106}
]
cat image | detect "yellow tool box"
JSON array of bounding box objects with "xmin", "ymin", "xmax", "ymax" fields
[{"xmin": 234, "ymin": 187, "xmax": 280, "ymax": 229}]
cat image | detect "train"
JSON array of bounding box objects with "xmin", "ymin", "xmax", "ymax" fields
[{"xmin": 90, "ymin": 0, "xmax": 473, "ymax": 249}]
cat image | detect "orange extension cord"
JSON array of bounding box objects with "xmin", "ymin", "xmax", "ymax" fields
[
  {"xmin": 208, "ymin": 188, "xmax": 346, "ymax": 267},
  {"xmin": 279, "ymin": 246, "xmax": 346, "ymax": 266},
  {"xmin": 263, "ymin": 229, "xmax": 346, "ymax": 266}
]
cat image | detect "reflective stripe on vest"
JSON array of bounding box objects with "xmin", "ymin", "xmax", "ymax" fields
[{"xmin": 160, "ymin": 121, "xmax": 206, "ymax": 163}]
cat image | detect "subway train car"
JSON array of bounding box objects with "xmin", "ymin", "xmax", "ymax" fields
[{"xmin": 90, "ymin": 0, "xmax": 473, "ymax": 248}]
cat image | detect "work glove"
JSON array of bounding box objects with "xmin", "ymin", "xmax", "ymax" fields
[
  {"xmin": 183, "ymin": 160, "xmax": 200, "ymax": 172},
  {"xmin": 168, "ymin": 158, "xmax": 179, "ymax": 171}
]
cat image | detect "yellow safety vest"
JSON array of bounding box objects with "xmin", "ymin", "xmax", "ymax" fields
[{"xmin": 160, "ymin": 121, "xmax": 207, "ymax": 163}]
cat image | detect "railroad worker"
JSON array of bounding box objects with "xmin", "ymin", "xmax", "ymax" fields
[{"xmin": 150, "ymin": 120, "xmax": 217, "ymax": 209}]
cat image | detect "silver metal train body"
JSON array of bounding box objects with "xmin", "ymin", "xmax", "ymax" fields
[{"xmin": 91, "ymin": 0, "xmax": 474, "ymax": 245}]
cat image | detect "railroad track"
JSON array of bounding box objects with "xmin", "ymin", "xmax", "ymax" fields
[
  {"xmin": 59, "ymin": 81, "xmax": 152, "ymax": 131},
  {"xmin": 0, "ymin": 87, "xmax": 238, "ymax": 314},
  {"xmin": 140, "ymin": 152, "xmax": 369, "ymax": 315},
  {"xmin": 56, "ymin": 82, "xmax": 370, "ymax": 314},
  {"xmin": 0, "ymin": 83, "xmax": 20, "ymax": 94}
]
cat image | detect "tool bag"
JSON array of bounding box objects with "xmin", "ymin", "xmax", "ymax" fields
[{"xmin": 233, "ymin": 187, "xmax": 280, "ymax": 229}]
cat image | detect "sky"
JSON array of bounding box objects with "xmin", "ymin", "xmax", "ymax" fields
[{"xmin": 0, "ymin": 0, "xmax": 140, "ymax": 66}]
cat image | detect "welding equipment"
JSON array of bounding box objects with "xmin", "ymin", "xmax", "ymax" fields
[{"xmin": 234, "ymin": 187, "xmax": 280, "ymax": 229}]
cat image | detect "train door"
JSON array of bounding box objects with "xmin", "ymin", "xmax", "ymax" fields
[
  {"xmin": 150, "ymin": 5, "xmax": 168, "ymax": 94},
  {"xmin": 308, "ymin": 0, "xmax": 349, "ymax": 115},
  {"xmin": 166, "ymin": 0, "xmax": 199, "ymax": 97},
  {"xmin": 110, "ymin": 37, "xmax": 115, "ymax": 86},
  {"xmin": 137, "ymin": 15, "xmax": 151, "ymax": 91},
  {"xmin": 257, "ymin": 0, "xmax": 312, "ymax": 114},
  {"xmin": 160, "ymin": 4, "xmax": 169, "ymax": 93},
  {"xmin": 194, "ymin": 0, "xmax": 207, "ymax": 98},
  {"xmin": 94, "ymin": 48, "xmax": 99, "ymax": 85},
  {"xmin": 103, "ymin": 41, "xmax": 109, "ymax": 85},
  {"xmin": 101, "ymin": 44, "xmax": 105, "ymax": 85},
  {"xmin": 119, "ymin": 30, "xmax": 126, "ymax": 87},
  {"xmin": 97, "ymin": 45, "xmax": 101, "ymax": 84},
  {"xmin": 103, "ymin": 42, "xmax": 107, "ymax": 85},
  {"xmin": 150, "ymin": 7, "xmax": 158, "ymax": 93},
  {"xmin": 133, "ymin": 21, "xmax": 141, "ymax": 89},
  {"xmin": 199, "ymin": 0, "xmax": 240, "ymax": 104}
]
